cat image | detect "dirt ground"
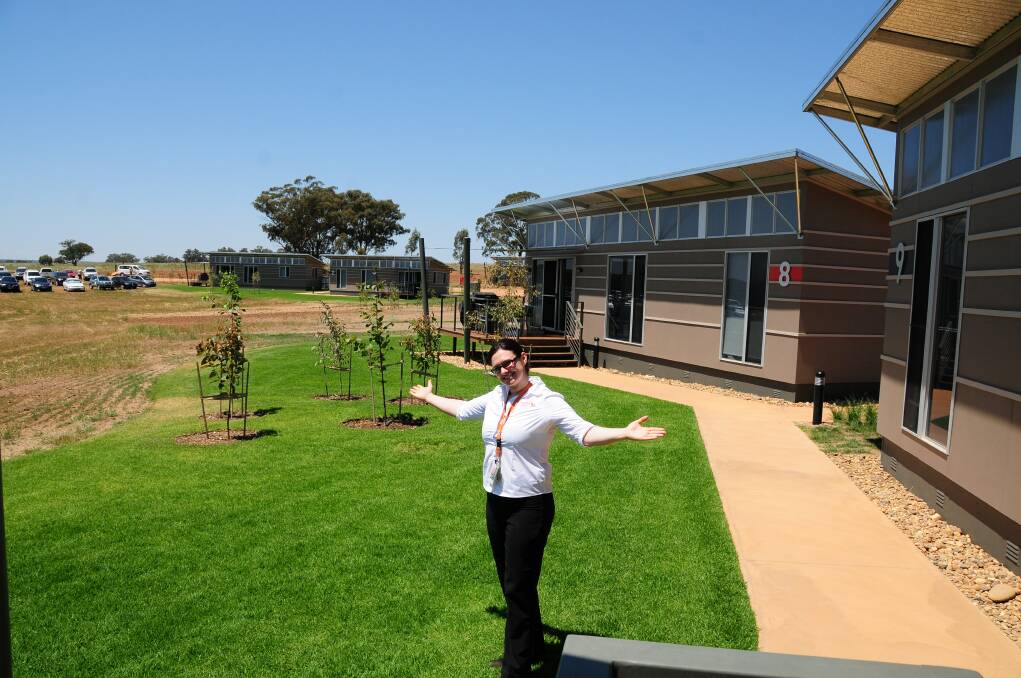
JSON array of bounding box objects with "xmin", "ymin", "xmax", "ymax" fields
[{"xmin": 0, "ymin": 287, "xmax": 420, "ymax": 458}]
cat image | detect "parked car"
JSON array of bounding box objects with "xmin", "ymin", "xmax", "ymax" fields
[
  {"xmin": 63, "ymin": 269, "xmax": 77, "ymax": 278},
  {"xmin": 52, "ymin": 271, "xmax": 69, "ymax": 286},
  {"xmin": 81, "ymin": 267, "xmax": 98, "ymax": 280},
  {"xmin": 30, "ymin": 277, "xmax": 53, "ymax": 292},
  {"xmin": 23, "ymin": 270, "xmax": 41, "ymax": 285},
  {"xmin": 112, "ymin": 275, "xmax": 138, "ymax": 289},
  {"xmin": 15, "ymin": 267, "xmax": 27, "ymax": 281},
  {"xmin": 0, "ymin": 266, "xmax": 7, "ymax": 275},
  {"xmin": 0, "ymin": 275, "xmax": 20, "ymax": 293},
  {"xmin": 128, "ymin": 275, "xmax": 155, "ymax": 288},
  {"xmin": 39, "ymin": 267, "xmax": 54, "ymax": 278},
  {"xmin": 63, "ymin": 278, "xmax": 85, "ymax": 292},
  {"xmin": 116, "ymin": 264, "xmax": 151, "ymax": 277},
  {"xmin": 91, "ymin": 276, "xmax": 114, "ymax": 290}
]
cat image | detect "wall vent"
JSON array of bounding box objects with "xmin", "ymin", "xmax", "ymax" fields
[
  {"xmin": 935, "ymin": 490, "xmax": 947, "ymax": 510},
  {"xmin": 772, "ymin": 389, "xmax": 782, "ymax": 399},
  {"xmin": 887, "ymin": 457, "xmax": 899, "ymax": 474},
  {"xmin": 1007, "ymin": 541, "xmax": 1020, "ymax": 567},
  {"xmin": 681, "ymin": 370, "xmax": 691, "ymax": 381},
  {"xmin": 723, "ymin": 379, "xmax": 734, "ymax": 390}
]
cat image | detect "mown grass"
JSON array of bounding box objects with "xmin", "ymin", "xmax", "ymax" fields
[
  {"xmin": 162, "ymin": 283, "xmax": 380, "ymax": 304},
  {"xmin": 5, "ymin": 342, "xmax": 756, "ymax": 676}
]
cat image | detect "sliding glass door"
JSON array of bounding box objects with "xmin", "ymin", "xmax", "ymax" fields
[
  {"xmin": 606, "ymin": 255, "xmax": 646, "ymax": 343},
  {"xmin": 903, "ymin": 213, "xmax": 966, "ymax": 447},
  {"xmin": 721, "ymin": 251, "xmax": 768, "ymax": 365}
]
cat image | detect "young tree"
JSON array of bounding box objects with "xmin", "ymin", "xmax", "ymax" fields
[
  {"xmin": 403, "ymin": 313, "xmax": 442, "ymax": 394},
  {"xmin": 314, "ymin": 302, "xmax": 360, "ymax": 398},
  {"xmin": 183, "ymin": 249, "xmax": 207, "ymax": 262},
  {"xmin": 404, "ymin": 228, "xmax": 422, "ymax": 255},
  {"xmin": 358, "ymin": 282, "xmax": 400, "ymax": 421},
  {"xmin": 452, "ymin": 228, "xmax": 469, "ymax": 267},
  {"xmin": 38, "ymin": 254, "xmax": 53, "ymax": 266},
  {"xmin": 253, "ymin": 176, "xmax": 346, "ymax": 259},
  {"xmin": 475, "ymin": 191, "xmax": 539, "ymax": 257},
  {"xmin": 333, "ymin": 189, "xmax": 407, "ymax": 255},
  {"xmin": 196, "ymin": 272, "xmax": 248, "ymax": 437},
  {"xmin": 58, "ymin": 240, "xmax": 95, "ymax": 266}
]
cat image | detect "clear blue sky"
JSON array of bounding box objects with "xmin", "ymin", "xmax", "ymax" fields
[{"xmin": 0, "ymin": 0, "xmax": 894, "ymax": 263}]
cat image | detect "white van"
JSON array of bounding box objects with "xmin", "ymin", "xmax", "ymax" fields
[{"xmin": 116, "ymin": 264, "xmax": 151, "ymax": 277}]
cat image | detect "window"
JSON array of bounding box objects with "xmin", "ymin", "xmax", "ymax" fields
[
  {"xmin": 280, "ymin": 266, "xmax": 290, "ymax": 278},
  {"xmin": 750, "ymin": 196, "xmax": 774, "ymax": 235},
  {"xmin": 361, "ymin": 270, "xmax": 376, "ymax": 284},
  {"xmin": 721, "ymin": 251, "xmax": 768, "ymax": 365},
  {"xmin": 707, "ymin": 200, "xmax": 726, "ymax": 237},
  {"xmin": 589, "ymin": 215, "xmax": 606, "ymax": 243},
  {"xmin": 921, "ymin": 111, "xmax": 944, "ymax": 188},
  {"xmin": 980, "ymin": 65, "xmax": 1016, "ymax": 166},
  {"xmin": 775, "ymin": 192, "xmax": 797, "ymax": 233},
  {"xmin": 556, "ymin": 220, "xmax": 566, "ymax": 246},
  {"xmin": 903, "ymin": 213, "xmax": 966, "ymax": 448},
  {"xmin": 659, "ymin": 206, "xmax": 678, "ymax": 240},
  {"xmin": 900, "ymin": 124, "xmax": 920, "ymax": 195},
  {"xmin": 950, "ymin": 89, "xmax": 979, "ymax": 178},
  {"xmin": 606, "ymin": 255, "xmax": 646, "ymax": 344},
  {"xmin": 678, "ymin": 204, "xmax": 699, "ymax": 238},
  {"xmin": 603, "ymin": 213, "xmax": 620, "ymax": 243},
  {"xmin": 242, "ymin": 265, "xmax": 256, "ymax": 284},
  {"xmin": 725, "ymin": 197, "xmax": 747, "ymax": 236}
]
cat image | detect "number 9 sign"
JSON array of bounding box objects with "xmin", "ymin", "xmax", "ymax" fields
[{"xmin": 895, "ymin": 242, "xmax": 905, "ymax": 284}]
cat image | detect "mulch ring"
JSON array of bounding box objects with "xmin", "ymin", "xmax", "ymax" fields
[
  {"xmin": 198, "ymin": 407, "xmax": 282, "ymax": 420},
  {"xmin": 343, "ymin": 414, "xmax": 426, "ymax": 430},
  {"xmin": 387, "ymin": 396, "xmax": 428, "ymax": 406},
  {"xmin": 313, "ymin": 394, "xmax": 365, "ymax": 401},
  {"xmin": 174, "ymin": 429, "xmax": 275, "ymax": 445}
]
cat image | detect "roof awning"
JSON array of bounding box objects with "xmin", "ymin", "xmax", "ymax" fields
[
  {"xmin": 804, "ymin": 0, "xmax": 1021, "ymax": 131},
  {"xmin": 490, "ymin": 149, "xmax": 889, "ymax": 220}
]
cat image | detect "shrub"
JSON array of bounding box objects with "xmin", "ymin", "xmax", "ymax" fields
[{"xmin": 196, "ymin": 272, "xmax": 248, "ymax": 435}]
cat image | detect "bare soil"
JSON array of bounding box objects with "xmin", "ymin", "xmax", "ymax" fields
[{"xmin": 312, "ymin": 394, "xmax": 365, "ymax": 401}]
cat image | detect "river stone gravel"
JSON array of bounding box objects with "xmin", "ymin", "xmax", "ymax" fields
[{"xmin": 828, "ymin": 450, "xmax": 1021, "ymax": 648}]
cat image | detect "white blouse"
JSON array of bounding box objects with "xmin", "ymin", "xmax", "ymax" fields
[{"xmin": 456, "ymin": 376, "xmax": 594, "ymax": 498}]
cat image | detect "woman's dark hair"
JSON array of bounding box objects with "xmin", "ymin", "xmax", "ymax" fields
[{"xmin": 487, "ymin": 337, "xmax": 529, "ymax": 372}]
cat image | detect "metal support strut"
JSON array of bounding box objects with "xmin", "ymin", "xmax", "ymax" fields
[
  {"xmin": 737, "ymin": 166, "xmax": 799, "ymax": 234},
  {"xmin": 812, "ymin": 111, "xmax": 894, "ymax": 207},
  {"xmin": 546, "ymin": 202, "xmax": 589, "ymax": 246},
  {"xmin": 608, "ymin": 190, "xmax": 657, "ymax": 242}
]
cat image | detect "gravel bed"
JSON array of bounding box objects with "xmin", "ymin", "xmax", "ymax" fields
[{"xmin": 829, "ymin": 451, "xmax": 1021, "ymax": 647}]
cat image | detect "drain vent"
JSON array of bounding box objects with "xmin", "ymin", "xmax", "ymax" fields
[
  {"xmin": 935, "ymin": 490, "xmax": 947, "ymax": 510},
  {"xmin": 887, "ymin": 457, "xmax": 899, "ymax": 474},
  {"xmin": 681, "ymin": 370, "xmax": 691, "ymax": 381},
  {"xmin": 723, "ymin": 379, "xmax": 734, "ymax": 390},
  {"xmin": 772, "ymin": 389, "xmax": 782, "ymax": 399},
  {"xmin": 1007, "ymin": 541, "xmax": 1020, "ymax": 567}
]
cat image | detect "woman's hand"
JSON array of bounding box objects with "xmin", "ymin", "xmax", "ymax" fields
[
  {"xmin": 410, "ymin": 380, "xmax": 433, "ymax": 402},
  {"xmin": 625, "ymin": 416, "xmax": 666, "ymax": 441}
]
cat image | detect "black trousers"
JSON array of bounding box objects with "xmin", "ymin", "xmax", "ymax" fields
[{"xmin": 485, "ymin": 491, "xmax": 555, "ymax": 678}]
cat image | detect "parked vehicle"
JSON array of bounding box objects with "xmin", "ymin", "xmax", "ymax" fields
[
  {"xmin": 63, "ymin": 269, "xmax": 77, "ymax": 278},
  {"xmin": 39, "ymin": 267, "xmax": 54, "ymax": 278},
  {"xmin": 128, "ymin": 275, "xmax": 155, "ymax": 288},
  {"xmin": 30, "ymin": 277, "xmax": 53, "ymax": 292},
  {"xmin": 15, "ymin": 267, "xmax": 27, "ymax": 281},
  {"xmin": 52, "ymin": 271, "xmax": 69, "ymax": 285},
  {"xmin": 0, "ymin": 266, "xmax": 7, "ymax": 275},
  {"xmin": 23, "ymin": 270, "xmax": 41, "ymax": 285},
  {"xmin": 91, "ymin": 276, "xmax": 114, "ymax": 290},
  {"xmin": 81, "ymin": 267, "xmax": 98, "ymax": 280},
  {"xmin": 63, "ymin": 278, "xmax": 85, "ymax": 292},
  {"xmin": 0, "ymin": 275, "xmax": 20, "ymax": 293},
  {"xmin": 116, "ymin": 264, "xmax": 150, "ymax": 277},
  {"xmin": 112, "ymin": 275, "xmax": 138, "ymax": 289}
]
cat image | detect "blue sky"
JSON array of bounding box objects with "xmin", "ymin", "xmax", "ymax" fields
[{"xmin": 0, "ymin": 0, "xmax": 894, "ymax": 263}]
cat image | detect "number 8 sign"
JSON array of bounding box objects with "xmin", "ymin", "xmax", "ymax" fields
[{"xmin": 768, "ymin": 260, "xmax": 802, "ymax": 287}]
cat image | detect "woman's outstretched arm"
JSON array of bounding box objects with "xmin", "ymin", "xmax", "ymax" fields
[
  {"xmin": 582, "ymin": 416, "xmax": 666, "ymax": 447},
  {"xmin": 410, "ymin": 379, "xmax": 467, "ymax": 417}
]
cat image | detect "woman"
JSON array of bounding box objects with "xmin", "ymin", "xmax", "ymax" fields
[{"xmin": 410, "ymin": 337, "xmax": 665, "ymax": 676}]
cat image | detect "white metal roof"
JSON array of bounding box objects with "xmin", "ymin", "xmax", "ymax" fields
[
  {"xmin": 491, "ymin": 149, "xmax": 889, "ymax": 219},
  {"xmin": 804, "ymin": 0, "xmax": 1021, "ymax": 130}
]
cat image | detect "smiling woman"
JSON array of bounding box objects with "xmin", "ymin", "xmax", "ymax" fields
[{"xmin": 410, "ymin": 336, "xmax": 665, "ymax": 677}]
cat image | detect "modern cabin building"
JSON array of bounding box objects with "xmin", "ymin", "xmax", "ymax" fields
[
  {"xmin": 205, "ymin": 251, "xmax": 328, "ymax": 290},
  {"xmin": 494, "ymin": 150, "xmax": 891, "ymax": 401},
  {"xmin": 805, "ymin": 0, "xmax": 1021, "ymax": 572},
  {"xmin": 323, "ymin": 254, "xmax": 452, "ymax": 296}
]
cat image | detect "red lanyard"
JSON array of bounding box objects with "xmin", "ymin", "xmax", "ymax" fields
[{"xmin": 495, "ymin": 382, "xmax": 532, "ymax": 456}]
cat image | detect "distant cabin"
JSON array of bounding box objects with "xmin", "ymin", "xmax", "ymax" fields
[
  {"xmin": 205, "ymin": 252, "xmax": 328, "ymax": 290},
  {"xmin": 323, "ymin": 254, "xmax": 453, "ymax": 297}
]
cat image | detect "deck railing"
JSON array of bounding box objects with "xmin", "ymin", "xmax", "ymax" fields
[{"xmin": 563, "ymin": 301, "xmax": 584, "ymax": 365}]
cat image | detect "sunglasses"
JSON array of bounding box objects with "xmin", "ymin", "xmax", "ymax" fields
[{"xmin": 490, "ymin": 356, "xmax": 520, "ymax": 376}]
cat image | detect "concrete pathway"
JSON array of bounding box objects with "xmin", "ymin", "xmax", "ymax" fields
[{"xmin": 535, "ymin": 366, "xmax": 1021, "ymax": 678}]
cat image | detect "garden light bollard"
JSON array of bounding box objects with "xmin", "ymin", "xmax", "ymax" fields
[
  {"xmin": 592, "ymin": 337, "xmax": 600, "ymax": 369},
  {"xmin": 813, "ymin": 370, "xmax": 826, "ymax": 426}
]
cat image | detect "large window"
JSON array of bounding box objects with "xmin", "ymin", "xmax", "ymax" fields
[
  {"xmin": 606, "ymin": 255, "xmax": 646, "ymax": 344},
  {"xmin": 900, "ymin": 60, "xmax": 1020, "ymax": 196},
  {"xmin": 721, "ymin": 251, "xmax": 768, "ymax": 365},
  {"xmin": 903, "ymin": 213, "xmax": 966, "ymax": 448}
]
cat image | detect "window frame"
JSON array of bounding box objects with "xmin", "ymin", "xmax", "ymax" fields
[
  {"xmin": 718, "ymin": 249, "xmax": 770, "ymax": 367},
  {"xmin": 603, "ymin": 252, "xmax": 648, "ymax": 347},
  {"xmin": 900, "ymin": 208, "xmax": 970, "ymax": 454}
]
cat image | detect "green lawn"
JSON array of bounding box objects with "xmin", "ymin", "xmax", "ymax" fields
[
  {"xmin": 4, "ymin": 343, "xmax": 756, "ymax": 676},
  {"xmin": 160, "ymin": 283, "xmax": 366, "ymax": 303}
]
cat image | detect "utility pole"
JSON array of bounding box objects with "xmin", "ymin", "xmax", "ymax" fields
[
  {"xmin": 418, "ymin": 239, "xmax": 429, "ymax": 318},
  {"xmin": 0, "ymin": 440, "xmax": 11, "ymax": 678},
  {"xmin": 462, "ymin": 237, "xmax": 471, "ymax": 364}
]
